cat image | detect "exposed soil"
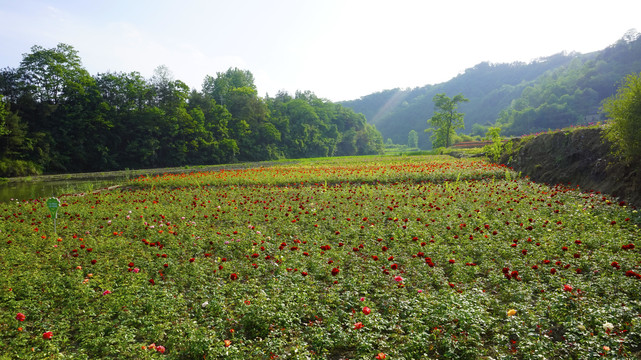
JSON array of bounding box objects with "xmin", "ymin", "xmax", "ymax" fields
[{"xmin": 498, "ymin": 128, "xmax": 640, "ymax": 207}]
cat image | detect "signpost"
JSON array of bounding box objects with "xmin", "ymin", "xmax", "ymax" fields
[{"xmin": 46, "ymin": 197, "xmax": 60, "ymax": 234}]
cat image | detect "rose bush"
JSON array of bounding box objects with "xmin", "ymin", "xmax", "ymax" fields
[{"xmin": 0, "ymin": 155, "xmax": 639, "ymax": 358}]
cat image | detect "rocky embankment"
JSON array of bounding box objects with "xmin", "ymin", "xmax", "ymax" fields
[{"xmin": 498, "ymin": 128, "xmax": 640, "ymax": 207}]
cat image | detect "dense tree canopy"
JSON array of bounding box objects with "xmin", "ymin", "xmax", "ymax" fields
[{"xmin": 0, "ymin": 44, "xmax": 383, "ymax": 176}]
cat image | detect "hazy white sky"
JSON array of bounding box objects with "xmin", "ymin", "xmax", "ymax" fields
[{"xmin": 1, "ymin": 0, "xmax": 640, "ymax": 101}]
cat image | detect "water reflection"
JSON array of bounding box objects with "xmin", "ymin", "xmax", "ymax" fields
[{"xmin": 0, "ymin": 179, "xmax": 122, "ymax": 203}]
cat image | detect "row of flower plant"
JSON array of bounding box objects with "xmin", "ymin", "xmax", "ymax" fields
[{"xmin": 0, "ymin": 155, "xmax": 639, "ymax": 359}]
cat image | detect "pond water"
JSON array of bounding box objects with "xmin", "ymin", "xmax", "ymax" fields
[{"xmin": 0, "ymin": 178, "xmax": 124, "ymax": 203}]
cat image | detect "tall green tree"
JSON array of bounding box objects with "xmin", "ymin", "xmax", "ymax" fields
[
  {"xmin": 407, "ymin": 129, "xmax": 418, "ymax": 148},
  {"xmin": 202, "ymin": 67, "xmax": 256, "ymax": 106},
  {"xmin": 602, "ymin": 72, "xmax": 641, "ymax": 165},
  {"xmin": 17, "ymin": 44, "xmax": 87, "ymax": 104},
  {"xmin": 426, "ymin": 93, "xmax": 469, "ymax": 148}
]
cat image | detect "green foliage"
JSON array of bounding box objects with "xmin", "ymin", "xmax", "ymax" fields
[
  {"xmin": 407, "ymin": 129, "xmax": 418, "ymax": 148},
  {"xmin": 0, "ymin": 157, "xmax": 41, "ymax": 176},
  {"xmin": 498, "ymin": 31, "xmax": 641, "ymax": 136},
  {"xmin": 482, "ymin": 127, "xmax": 503, "ymax": 162},
  {"xmin": 0, "ymin": 96, "xmax": 8, "ymax": 136},
  {"xmin": 426, "ymin": 93, "xmax": 469, "ymax": 148},
  {"xmin": 602, "ymin": 72, "xmax": 641, "ymax": 165},
  {"xmin": 0, "ymin": 44, "xmax": 384, "ymax": 176}
]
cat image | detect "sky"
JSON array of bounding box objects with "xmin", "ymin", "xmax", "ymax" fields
[{"xmin": 1, "ymin": 0, "xmax": 640, "ymax": 102}]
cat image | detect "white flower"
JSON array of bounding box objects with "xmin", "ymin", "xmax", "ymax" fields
[
  {"xmin": 201, "ymin": 301, "xmax": 209, "ymax": 308},
  {"xmin": 603, "ymin": 322, "xmax": 614, "ymax": 332}
]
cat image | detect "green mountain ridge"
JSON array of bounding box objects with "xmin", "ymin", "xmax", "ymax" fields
[{"xmin": 341, "ymin": 30, "xmax": 641, "ymax": 148}]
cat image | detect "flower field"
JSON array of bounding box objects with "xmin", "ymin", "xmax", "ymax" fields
[{"xmin": 1, "ymin": 156, "xmax": 640, "ymax": 359}]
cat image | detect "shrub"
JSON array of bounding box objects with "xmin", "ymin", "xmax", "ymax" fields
[
  {"xmin": 602, "ymin": 72, "xmax": 641, "ymax": 166},
  {"xmin": 0, "ymin": 158, "xmax": 42, "ymax": 177}
]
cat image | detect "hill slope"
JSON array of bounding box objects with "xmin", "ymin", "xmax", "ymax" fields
[{"xmin": 341, "ymin": 30, "xmax": 641, "ymax": 148}]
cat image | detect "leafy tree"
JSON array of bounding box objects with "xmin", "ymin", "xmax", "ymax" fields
[
  {"xmin": 602, "ymin": 72, "xmax": 641, "ymax": 165},
  {"xmin": 17, "ymin": 44, "xmax": 87, "ymax": 104},
  {"xmin": 0, "ymin": 45, "xmax": 385, "ymax": 173},
  {"xmin": 0, "ymin": 96, "xmax": 8, "ymax": 136},
  {"xmin": 0, "ymin": 67, "xmax": 22, "ymax": 103},
  {"xmin": 482, "ymin": 127, "xmax": 503, "ymax": 162},
  {"xmin": 202, "ymin": 67, "xmax": 256, "ymax": 106},
  {"xmin": 407, "ymin": 129, "xmax": 418, "ymax": 148},
  {"xmin": 426, "ymin": 93, "xmax": 469, "ymax": 148},
  {"xmin": 356, "ymin": 124, "xmax": 384, "ymax": 155}
]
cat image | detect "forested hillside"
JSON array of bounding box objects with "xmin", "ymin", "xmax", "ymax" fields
[
  {"xmin": 0, "ymin": 45, "xmax": 383, "ymax": 177},
  {"xmin": 341, "ymin": 30, "xmax": 641, "ymax": 148}
]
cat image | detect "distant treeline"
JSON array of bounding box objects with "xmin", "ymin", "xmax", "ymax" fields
[
  {"xmin": 342, "ymin": 30, "xmax": 641, "ymax": 147},
  {"xmin": 0, "ymin": 44, "xmax": 383, "ymax": 177}
]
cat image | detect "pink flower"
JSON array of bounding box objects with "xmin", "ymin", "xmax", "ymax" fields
[
  {"xmin": 156, "ymin": 345, "xmax": 166, "ymax": 353},
  {"xmin": 102, "ymin": 290, "xmax": 112, "ymax": 296},
  {"xmin": 43, "ymin": 331, "xmax": 53, "ymax": 340},
  {"xmin": 16, "ymin": 313, "xmax": 26, "ymax": 321},
  {"xmin": 394, "ymin": 276, "xmax": 404, "ymax": 282}
]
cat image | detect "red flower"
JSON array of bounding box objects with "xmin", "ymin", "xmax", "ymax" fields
[
  {"xmin": 563, "ymin": 284, "xmax": 573, "ymax": 292},
  {"xmin": 16, "ymin": 313, "xmax": 26, "ymax": 322},
  {"xmin": 43, "ymin": 331, "xmax": 53, "ymax": 340},
  {"xmin": 331, "ymin": 268, "xmax": 340, "ymax": 276},
  {"xmin": 353, "ymin": 322, "xmax": 364, "ymax": 330},
  {"xmin": 362, "ymin": 306, "xmax": 371, "ymax": 315},
  {"xmin": 449, "ymin": 259, "xmax": 456, "ymax": 264},
  {"xmin": 230, "ymin": 273, "xmax": 238, "ymax": 281},
  {"xmin": 156, "ymin": 345, "xmax": 165, "ymax": 353},
  {"xmin": 376, "ymin": 353, "xmax": 386, "ymax": 359}
]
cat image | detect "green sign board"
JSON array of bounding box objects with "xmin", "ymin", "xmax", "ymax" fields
[{"xmin": 46, "ymin": 197, "xmax": 60, "ymax": 217}]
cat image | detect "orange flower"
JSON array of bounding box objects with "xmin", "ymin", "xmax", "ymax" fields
[
  {"xmin": 376, "ymin": 353, "xmax": 386, "ymax": 359},
  {"xmin": 224, "ymin": 339, "xmax": 232, "ymax": 347}
]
